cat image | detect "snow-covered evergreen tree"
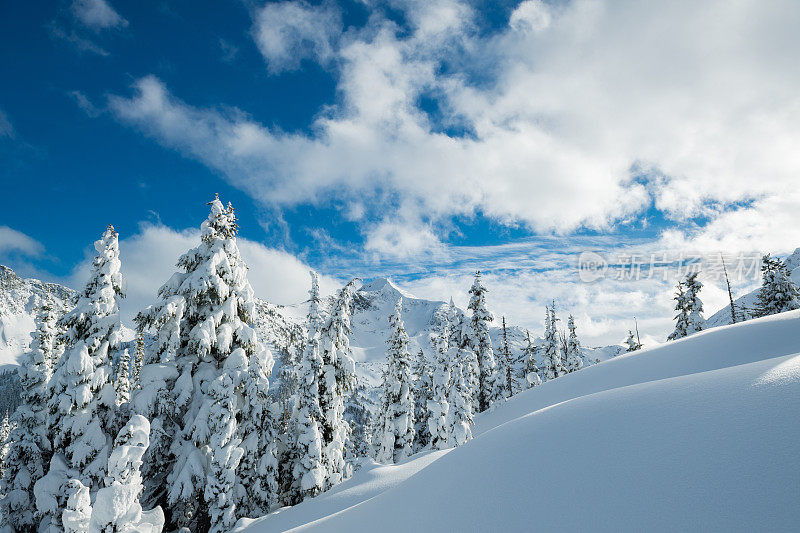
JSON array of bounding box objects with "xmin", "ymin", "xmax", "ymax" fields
[
  {"xmin": 541, "ymin": 303, "xmax": 564, "ymax": 381},
  {"xmin": 133, "ymin": 197, "xmax": 274, "ymax": 532},
  {"xmin": 132, "ymin": 331, "xmax": 145, "ymax": 390},
  {"xmin": 62, "ymin": 479, "xmax": 92, "ymax": 533},
  {"xmin": 467, "ymin": 272, "xmax": 501, "ymax": 412},
  {"xmin": 564, "ymin": 315, "xmax": 583, "ymax": 373},
  {"xmin": 427, "ymin": 304, "xmax": 451, "ymax": 450},
  {"xmin": 287, "ymin": 271, "xmax": 326, "ymax": 504},
  {"xmin": 0, "ymin": 410, "xmax": 10, "ymax": 467},
  {"xmin": 496, "ymin": 317, "xmax": 514, "ymax": 399},
  {"xmin": 523, "ymin": 331, "xmax": 542, "ymax": 388},
  {"xmin": 755, "ymin": 254, "xmax": 800, "ymax": 317},
  {"xmin": 625, "ymin": 330, "xmax": 642, "ymax": 352},
  {"xmin": 115, "ymin": 347, "xmax": 132, "ymax": 408},
  {"xmin": 412, "ymin": 348, "xmax": 432, "ymax": 452},
  {"xmin": 318, "ymin": 279, "xmax": 358, "ymax": 489},
  {"xmin": 237, "ymin": 345, "xmax": 278, "ymax": 519},
  {"xmin": 89, "ymin": 414, "xmax": 164, "ymax": 533},
  {"xmin": 375, "ymin": 300, "xmax": 415, "ymax": 464},
  {"xmin": 446, "ymin": 343, "xmax": 474, "ymax": 447},
  {"xmin": 47, "ymin": 225, "xmax": 123, "ymax": 498},
  {"xmin": 0, "ymin": 308, "xmax": 55, "ymax": 528},
  {"xmin": 667, "ymin": 281, "xmax": 689, "ymax": 341},
  {"xmin": 683, "ymin": 272, "xmax": 705, "ymax": 335}
]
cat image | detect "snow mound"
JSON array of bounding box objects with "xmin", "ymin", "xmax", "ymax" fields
[{"xmin": 239, "ymin": 310, "xmax": 800, "ymax": 532}]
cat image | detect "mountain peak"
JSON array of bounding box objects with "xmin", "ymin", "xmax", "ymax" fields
[{"xmin": 359, "ymin": 277, "xmax": 416, "ymax": 299}]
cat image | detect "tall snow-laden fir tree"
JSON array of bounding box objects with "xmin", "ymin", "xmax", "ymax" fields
[
  {"xmin": 523, "ymin": 331, "xmax": 542, "ymax": 388},
  {"xmin": 375, "ymin": 300, "xmax": 415, "ymax": 464},
  {"xmin": 541, "ymin": 302, "xmax": 564, "ymax": 381},
  {"xmin": 497, "ymin": 317, "xmax": 514, "ymax": 399},
  {"xmin": 115, "ymin": 347, "xmax": 132, "ymax": 408},
  {"xmin": 236, "ymin": 345, "xmax": 278, "ymax": 520},
  {"xmin": 446, "ymin": 343, "xmax": 474, "ymax": 447},
  {"xmin": 412, "ymin": 348, "xmax": 432, "ymax": 452},
  {"xmin": 755, "ymin": 254, "xmax": 800, "ymax": 317},
  {"xmin": 564, "ymin": 315, "xmax": 583, "ymax": 373},
  {"xmin": 467, "ymin": 272, "xmax": 501, "ymax": 411},
  {"xmin": 667, "ymin": 281, "xmax": 689, "ymax": 341},
  {"xmin": 318, "ymin": 279, "xmax": 358, "ymax": 489},
  {"xmin": 287, "ymin": 271, "xmax": 326, "ymax": 504},
  {"xmin": 133, "ymin": 196, "xmax": 275, "ymax": 532},
  {"xmin": 1, "ymin": 304, "xmax": 55, "ymax": 529},
  {"xmin": 47, "ymin": 225, "xmax": 123, "ymax": 499},
  {"xmin": 683, "ymin": 272, "xmax": 705, "ymax": 335},
  {"xmin": 132, "ymin": 331, "xmax": 145, "ymax": 390},
  {"xmin": 89, "ymin": 414, "xmax": 164, "ymax": 533},
  {"xmin": 427, "ymin": 304, "xmax": 451, "ymax": 450}
]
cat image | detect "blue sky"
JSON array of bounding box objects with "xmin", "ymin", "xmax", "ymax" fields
[{"xmin": 2, "ymin": 0, "xmax": 799, "ymax": 345}]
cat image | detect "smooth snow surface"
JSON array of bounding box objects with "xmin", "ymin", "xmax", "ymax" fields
[{"xmin": 240, "ymin": 310, "xmax": 800, "ymax": 532}]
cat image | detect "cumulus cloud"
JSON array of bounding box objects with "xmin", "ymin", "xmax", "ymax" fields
[
  {"xmin": 108, "ymin": 0, "xmax": 800, "ymax": 260},
  {"xmin": 72, "ymin": 0, "xmax": 127, "ymax": 30},
  {"xmin": 251, "ymin": 0, "xmax": 341, "ymax": 73}
]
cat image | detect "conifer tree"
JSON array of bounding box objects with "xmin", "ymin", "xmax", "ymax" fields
[
  {"xmin": 683, "ymin": 272, "xmax": 705, "ymax": 335},
  {"xmin": 446, "ymin": 343, "xmax": 474, "ymax": 447},
  {"xmin": 625, "ymin": 330, "xmax": 642, "ymax": 352},
  {"xmin": 523, "ymin": 331, "xmax": 542, "ymax": 388},
  {"xmin": 115, "ymin": 347, "xmax": 132, "ymax": 408},
  {"xmin": 1, "ymin": 308, "xmax": 54, "ymax": 528},
  {"xmin": 449, "ymin": 302, "xmax": 479, "ymax": 411},
  {"xmin": 132, "ymin": 331, "xmax": 145, "ymax": 389},
  {"xmin": 375, "ymin": 300, "xmax": 415, "ymax": 464},
  {"xmin": 62, "ymin": 479, "xmax": 92, "ymax": 533},
  {"xmin": 89, "ymin": 414, "xmax": 164, "ymax": 532},
  {"xmin": 497, "ymin": 317, "xmax": 515, "ymax": 398},
  {"xmin": 467, "ymin": 272, "xmax": 501, "ymax": 411},
  {"xmin": 427, "ymin": 304, "xmax": 451, "ymax": 450},
  {"xmin": 755, "ymin": 254, "xmax": 800, "ymax": 317},
  {"xmin": 133, "ymin": 196, "xmax": 274, "ymax": 532},
  {"xmin": 287, "ymin": 272, "xmax": 326, "ymax": 504},
  {"xmin": 318, "ymin": 279, "xmax": 358, "ymax": 489},
  {"xmin": 47, "ymin": 225, "xmax": 123, "ymax": 499},
  {"xmin": 412, "ymin": 348, "xmax": 432, "ymax": 452},
  {"xmin": 541, "ymin": 303, "xmax": 564, "ymax": 380},
  {"xmin": 564, "ymin": 315, "xmax": 583, "ymax": 373},
  {"xmin": 668, "ymin": 281, "xmax": 690, "ymax": 341}
]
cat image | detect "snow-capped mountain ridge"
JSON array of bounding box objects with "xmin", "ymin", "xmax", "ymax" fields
[{"xmin": 0, "ymin": 265, "xmax": 76, "ymax": 369}]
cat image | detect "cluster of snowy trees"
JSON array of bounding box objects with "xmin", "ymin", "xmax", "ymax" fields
[
  {"xmin": 0, "ymin": 224, "xmax": 163, "ymax": 532},
  {"xmin": 667, "ymin": 254, "xmax": 799, "ymax": 342},
  {"xmin": 0, "ymin": 197, "xmax": 370, "ymax": 532},
  {"xmin": 372, "ymin": 275, "xmax": 587, "ymax": 464}
]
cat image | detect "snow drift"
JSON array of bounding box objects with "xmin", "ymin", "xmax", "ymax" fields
[{"xmin": 238, "ymin": 310, "xmax": 800, "ymax": 532}]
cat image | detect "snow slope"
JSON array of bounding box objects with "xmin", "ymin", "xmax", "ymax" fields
[{"xmin": 238, "ymin": 310, "xmax": 800, "ymax": 532}]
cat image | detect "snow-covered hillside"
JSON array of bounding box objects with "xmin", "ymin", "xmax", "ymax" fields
[
  {"xmin": 237, "ymin": 310, "xmax": 800, "ymax": 532},
  {"xmin": 0, "ymin": 265, "xmax": 75, "ymax": 369}
]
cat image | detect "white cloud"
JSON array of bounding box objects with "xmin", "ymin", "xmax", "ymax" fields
[
  {"xmin": 109, "ymin": 0, "xmax": 800, "ymax": 259},
  {"xmin": 72, "ymin": 0, "xmax": 127, "ymax": 30},
  {"xmin": 251, "ymin": 1, "xmax": 341, "ymax": 73},
  {"xmin": 104, "ymin": 0, "xmax": 800, "ymax": 340},
  {"xmin": 0, "ymin": 227, "xmax": 45, "ymax": 257}
]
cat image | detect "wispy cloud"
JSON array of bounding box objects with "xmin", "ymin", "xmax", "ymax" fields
[{"xmin": 0, "ymin": 109, "xmax": 14, "ymax": 139}]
